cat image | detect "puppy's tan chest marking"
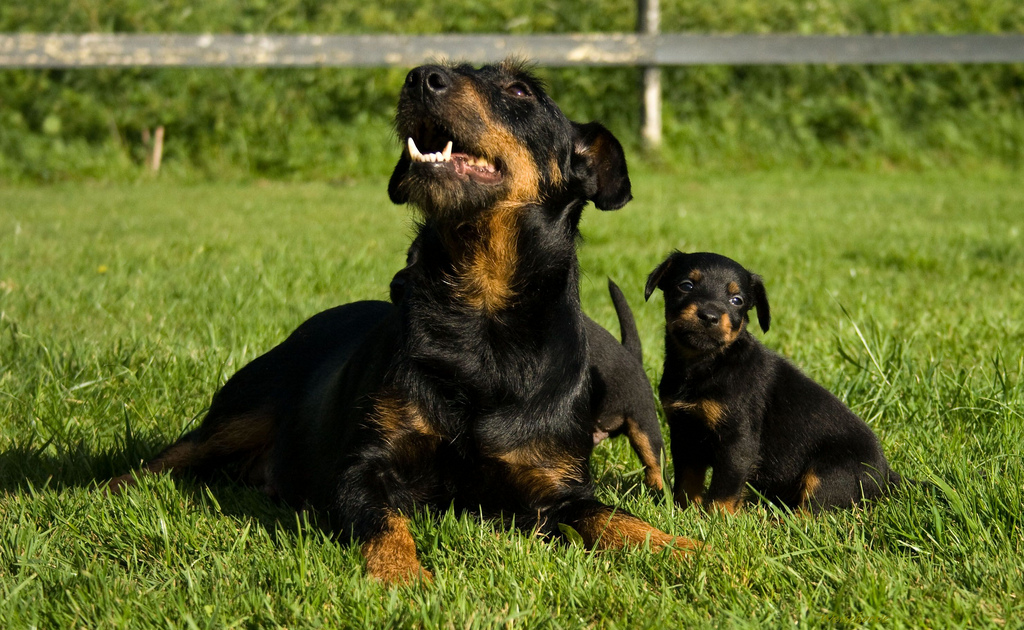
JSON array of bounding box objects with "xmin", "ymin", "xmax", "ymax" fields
[{"xmin": 663, "ymin": 397, "xmax": 728, "ymax": 429}]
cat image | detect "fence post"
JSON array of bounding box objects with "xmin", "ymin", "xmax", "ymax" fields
[{"xmin": 638, "ymin": 0, "xmax": 661, "ymax": 150}]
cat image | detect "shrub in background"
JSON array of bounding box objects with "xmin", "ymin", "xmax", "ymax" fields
[{"xmin": 0, "ymin": 0, "xmax": 1022, "ymax": 181}]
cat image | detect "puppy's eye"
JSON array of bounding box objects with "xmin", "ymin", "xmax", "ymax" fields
[
  {"xmin": 679, "ymin": 281, "xmax": 694, "ymax": 292},
  {"xmin": 505, "ymin": 82, "xmax": 533, "ymax": 98},
  {"xmin": 729, "ymin": 295, "xmax": 744, "ymax": 306}
]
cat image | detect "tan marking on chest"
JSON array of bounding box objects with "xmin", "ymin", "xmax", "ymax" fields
[
  {"xmin": 663, "ymin": 398, "xmax": 728, "ymax": 429},
  {"xmin": 454, "ymin": 204, "xmax": 521, "ymax": 314}
]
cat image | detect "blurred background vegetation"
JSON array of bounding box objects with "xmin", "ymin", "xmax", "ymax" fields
[{"xmin": 1, "ymin": 0, "xmax": 1023, "ymax": 181}]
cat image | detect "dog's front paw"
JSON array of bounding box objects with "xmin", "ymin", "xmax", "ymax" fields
[
  {"xmin": 366, "ymin": 558, "xmax": 433, "ymax": 585},
  {"xmin": 361, "ymin": 514, "xmax": 432, "ymax": 585}
]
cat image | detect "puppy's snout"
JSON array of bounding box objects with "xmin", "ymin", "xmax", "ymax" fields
[
  {"xmin": 697, "ymin": 309, "xmax": 721, "ymax": 326},
  {"xmin": 406, "ymin": 65, "xmax": 451, "ymax": 98}
]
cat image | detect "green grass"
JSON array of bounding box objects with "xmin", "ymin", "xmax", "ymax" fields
[{"xmin": 1, "ymin": 169, "xmax": 1022, "ymax": 628}]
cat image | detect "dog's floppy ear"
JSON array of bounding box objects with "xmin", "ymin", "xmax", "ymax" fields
[
  {"xmin": 645, "ymin": 252, "xmax": 681, "ymax": 301},
  {"xmin": 388, "ymin": 154, "xmax": 411, "ymax": 204},
  {"xmin": 570, "ymin": 122, "xmax": 632, "ymax": 211},
  {"xmin": 749, "ymin": 273, "xmax": 771, "ymax": 333}
]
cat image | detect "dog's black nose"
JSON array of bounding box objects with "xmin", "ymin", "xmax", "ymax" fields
[
  {"xmin": 405, "ymin": 65, "xmax": 451, "ymax": 97},
  {"xmin": 697, "ymin": 309, "xmax": 720, "ymax": 325}
]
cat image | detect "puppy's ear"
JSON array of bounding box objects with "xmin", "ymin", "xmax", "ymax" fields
[
  {"xmin": 645, "ymin": 252, "xmax": 680, "ymax": 301},
  {"xmin": 749, "ymin": 274, "xmax": 771, "ymax": 333},
  {"xmin": 570, "ymin": 122, "xmax": 632, "ymax": 211},
  {"xmin": 388, "ymin": 154, "xmax": 411, "ymax": 204}
]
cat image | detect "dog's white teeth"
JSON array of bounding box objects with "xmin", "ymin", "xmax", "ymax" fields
[
  {"xmin": 465, "ymin": 156, "xmax": 494, "ymax": 170},
  {"xmin": 407, "ymin": 137, "xmax": 422, "ymax": 161},
  {"xmin": 408, "ymin": 138, "xmax": 454, "ymax": 163}
]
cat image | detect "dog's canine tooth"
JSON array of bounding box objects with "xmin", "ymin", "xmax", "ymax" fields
[
  {"xmin": 442, "ymin": 141, "xmax": 452, "ymax": 161},
  {"xmin": 408, "ymin": 137, "xmax": 422, "ymax": 161}
]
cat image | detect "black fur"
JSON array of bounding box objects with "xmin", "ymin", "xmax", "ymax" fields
[
  {"xmin": 392, "ymin": 260, "xmax": 666, "ymax": 492},
  {"xmin": 587, "ymin": 280, "xmax": 665, "ymax": 490},
  {"xmin": 110, "ymin": 60, "xmax": 697, "ymax": 583},
  {"xmin": 645, "ymin": 251, "xmax": 901, "ymax": 513}
]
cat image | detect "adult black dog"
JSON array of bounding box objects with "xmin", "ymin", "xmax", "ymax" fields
[
  {"xmin": 109, "ymin": 60, "xmax": 698, "ymax": 583},
  {"xmin": 392, "ymin": 258, "xmax": 666, "ymax": 492}
]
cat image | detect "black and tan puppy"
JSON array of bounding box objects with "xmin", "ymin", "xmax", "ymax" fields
[
  {"xmin": 109, "ymin": 60, "xmax": 698, "ymax": 583},
  {"xmin": 645, "ymin": 251, "xmax": 901, "ymax": 514}
]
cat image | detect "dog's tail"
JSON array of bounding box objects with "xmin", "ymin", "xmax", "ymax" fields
[{"xmin": 608, "ymin": 279, "xmax": 642, "ymax": 363}]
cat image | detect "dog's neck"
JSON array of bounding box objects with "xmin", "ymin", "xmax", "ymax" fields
[
  {"xmin": 436, "ymin": 202, "xmax": 522, "ymax": 315},
  {"xmin": 417, "ymin": 201, "xmax": 583, "ymax": 317},
  {"xmin": 394, "ymin": 209, "xmax": 589, "ymax": 422}
]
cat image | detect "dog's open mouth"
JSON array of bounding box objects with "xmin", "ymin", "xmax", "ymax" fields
[{"xmin": 405, "ymin": 122, "xmax": 503, "ymax": 185}]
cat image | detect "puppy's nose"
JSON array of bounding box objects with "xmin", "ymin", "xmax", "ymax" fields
[
  {"xmin": 697, "ymin": 309, "xmax": 720, "ymax": 325},
  {"xmin": 405, "ymin": 65, "xmax": 451, "ymax": 97}
]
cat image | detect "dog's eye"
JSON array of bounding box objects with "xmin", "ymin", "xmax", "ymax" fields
[
  {"xmin": 679, "ymin": 281, "xmax": 694, "ymax": 292},
  {"xmin": 730, "ymin": 296, "xmax": 744, "ymax": 306},
  {"xmin": 505, "ymin": 82, "xmax": 533, "ymax": 98}
]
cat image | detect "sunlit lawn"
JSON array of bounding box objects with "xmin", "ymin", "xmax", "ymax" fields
[{"xmin": 1, "ymin": 168, "xmax": 1022, "ymax": 628}]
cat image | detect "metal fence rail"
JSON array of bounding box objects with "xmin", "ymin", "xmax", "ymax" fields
[
  {"xmin": 3, "ymin": 30, "xmax": 1022, "ymax": 149},
  {"xmin": 2, "ymin": 33, "xmax": 1023, "ymax": 68}
]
